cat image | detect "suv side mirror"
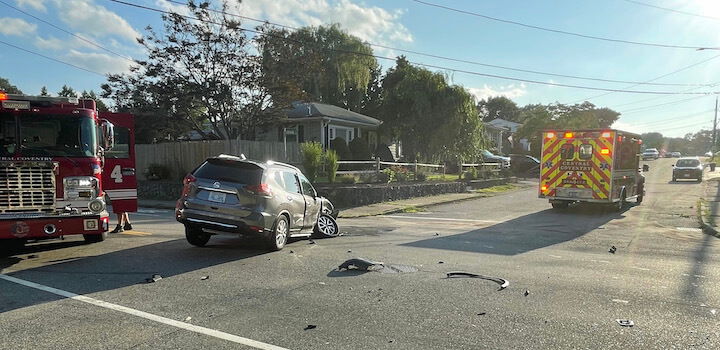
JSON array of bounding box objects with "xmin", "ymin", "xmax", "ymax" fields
[{"xmin": 101, "ymin": 119, "xmax": 115, "ymax": 150}]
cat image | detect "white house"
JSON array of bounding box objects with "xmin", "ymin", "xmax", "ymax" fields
[{"xmin": 484, "ymin": 118, "xmax": 530, "ymax": 154}]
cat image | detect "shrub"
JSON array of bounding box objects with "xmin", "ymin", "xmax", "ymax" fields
[
  {"xmin": 376, "ymin": 171, "xmax": 390, "ymax": 183},
  {"xmin": 145, "ymin": 163, "xmax": 171, "ymax": 180},
  {"xmin": 337, "ymin": 174, "xmax": 357, "ymax": 184},
  {"xmin": 463, "ymin": 167, "xmax": 478, "ymax": 181},
  {"xmin": 324, "ymin": 149, "xmax": 339, "ymax": 183},
  {"xmin": 390, "ymin": 165, "xmax": 409, "ymax": 182},
  {"xmin": 330, "ymin": 137, "xmax": 352, "ymax": 160},
  {"xmin": 300, "ymin": 142, "xmax": 323, "ymax": 182},
  {"xmin": 381, "ymin": 168, "xmax": 395, "ymax": 183},
  {"xmin": 375, "ymin": 143, "xmax": 395, "ymax": 162},
  {"xmin": 349, "ymin": 137, "xmax": 372, "ymax": 159},
  {"xmin": 415, "ymin": 171, "xmax": 428, "ymax": 181}
]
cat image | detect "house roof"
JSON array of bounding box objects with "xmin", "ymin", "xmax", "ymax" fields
[
  {"xmin": 487, "ymin": 118, "xmax": 522, "ymax": 132},
  {"xmin": 287, "ymin": 102, "xmax": 382, "ymax": 126}
]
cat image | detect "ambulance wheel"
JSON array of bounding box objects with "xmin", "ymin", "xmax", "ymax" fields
[
  {"xmin": 84, "ymin": 232, "xmax": 107, "ymax": 243},
  {"xmin": 636, "ymin": 186, "xmax": 644, "ymax": 204},
  {"xmin": 551, "ymin": 202, "xmax": 569, "ymax": 209},
  {"xmin": 614, "ymin": 192, "xmax": 626, "ymax": 212}
]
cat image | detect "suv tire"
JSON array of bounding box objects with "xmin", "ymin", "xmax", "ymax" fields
[
  {"xmin": 267, "ymin": 215, "xmax": 288, "ymax": 251},
  {"xmin": 313, "ymin": 214, "xmax": 340, "ymax": 238},
  {"xmin": 185, "ymin": 225, "xmax": 210, "ymax": 247},
  {"xmin": 84, "ymin": 232, "xmax": 107, "ymax": 243}
]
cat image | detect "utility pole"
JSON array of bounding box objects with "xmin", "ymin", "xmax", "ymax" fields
[{"xmin": 714, "ymin": 95, "xmax": 719, "ymax": 153}]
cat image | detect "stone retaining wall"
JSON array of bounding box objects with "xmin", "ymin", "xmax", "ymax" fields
[{"xmin": 138, "ymin": 177, "xmax": 518, "ymax": 208}]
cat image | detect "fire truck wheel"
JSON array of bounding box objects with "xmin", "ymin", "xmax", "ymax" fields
[
  {"xmin": 83, "ymin": 232, "xmax": 107, "ymax": 243},
  {"xmin": 551, "ymin": 201, "xmax": 569, "ymax": 209},
  {"xmin": 1, "ymin": 239, "xmax": 25, "ymax": 255},
  {"xmin": 185, "ymin": 226, "xmax": 210, "ymax": 247}
]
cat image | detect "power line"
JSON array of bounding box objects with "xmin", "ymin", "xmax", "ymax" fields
[
  {"xmin": 620, "ymin": 95, "xmax": 711, "ymax": 114},
  {"xmin": 411, "ymin": 0, "xmax": 720, "ymax": 50},
  {"xmin": 651, "ymin": 119, "xmax": 712, "ymax": 132},
  {"xmin": 0, "ymin": 0, "xmax": 135, "ymax": 63},
  {"xmin": 107, "ymin": 0, "xmax": 720, "ymax": 95},
  {"xmin": 629, "ymin": 109, "xmax": 714, "ymax": 127},
  {"xmin": 0, "ymin": 39, "xmax": 106, "ymax": 77},
  {"xmin": 570, "ymin": 54, "xmax": 720, "ymax": 103},
  {"xmin": 160, "ymin": 0, "xmax": 711, "ymax": 87},
  {"xmin": 621, "ymin": 0, "xmax": 720, "ymax": 21}
]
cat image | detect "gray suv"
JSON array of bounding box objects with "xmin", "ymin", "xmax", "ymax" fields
[{"xmin": 175, "ymin": 155, "xmax": 338, "ymax": 250}]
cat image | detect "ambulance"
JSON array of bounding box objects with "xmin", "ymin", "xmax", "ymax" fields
[{"xmin": 538, "ymin": 129, "xmax": 645, "ymax": 210}]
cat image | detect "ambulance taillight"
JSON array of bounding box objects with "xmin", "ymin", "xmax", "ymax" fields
[
  {"xmin": 564, "ymin": 132, "xmax": 574, "ymax": 138},
  {"xmin": 546, "ymin": 132, "xmax": 556, "ymax": 139},
  {"xmin": 600, "ymin": 148, "xmax": 610, "ymax": 155}
]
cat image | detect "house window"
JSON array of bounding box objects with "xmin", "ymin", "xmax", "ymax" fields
[
  {"xmin": 329, "ymin": 127, "xmax": 336, "ymax": 140},
  {"xmin": 347, "ymin": 129, "xmax": 354, "ymax": 141}
]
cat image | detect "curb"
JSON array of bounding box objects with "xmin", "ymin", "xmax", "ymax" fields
[
  {"xmin": 338, "ymin": 193, "xmax": 488, "ymax": 218},
  {"xmin": 697, "ymin": 198, "xmax": 720, "ymax": 238}
]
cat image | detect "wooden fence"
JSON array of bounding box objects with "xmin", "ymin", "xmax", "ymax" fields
[{"xmin": 135, "ymin": 139, "xmax": 300, "ymax": 180}]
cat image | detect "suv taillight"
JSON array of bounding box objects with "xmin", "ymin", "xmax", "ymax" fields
[
  {"xmin": 181, "ymin": 174, "xmax": 196, "ymax": 197},
  {"xmin": 246, "ymin": 183, "xmax": 272, "ymax": 197}
]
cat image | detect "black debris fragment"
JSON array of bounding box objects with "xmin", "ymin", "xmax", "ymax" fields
[
  {"xmin": 524, "ymin": 290, "xmax": 530, "ymax": 296},
  {"xmin": 338, "ymin": 258, "xmax": 384, "ymax": 271},
  {"xmin": 477, "ymin": 312, "xmax": 487, "ymax": 316},
  {"xmin": 145, "ymin": 274, "xmax": 162, "ymax": 283},
  {"xmin": 609, "ymin": 246, "xmax": 617, "ymax": 254},
  {"xmin": 616, "ymin": 319, "xmax": 634, "ymax": 327},
  {"xmin": 308, "ymin": 239, "xmax": 316, "ymax": 244},
  {"xmin": 289, "ymin": 250, "xmax": 295, "ymax": 254},
  {"xmin": 347, "ymin": 250, "xmax": 352, "ymax": 253},
  {"xmin": 434, "ymin": 233, "xmax": 440, "ymax": 236},
  {"xmin": 446, "ymin": 271, "xmax": 509, "ymax": 290},
  {"xmin": 438, "ymin": 261, "xmax": 444, "ymax": 264},
  {"xmin": 27, "ymin": 254, "xmax": 38, "ymax": 259},
  {"xmin": 304, "ymin": 325, "xmax": 317, "ymax": 330},
  {"xmin": 200, "ymin": 276, "xmax": 209, "ymax": 280}
]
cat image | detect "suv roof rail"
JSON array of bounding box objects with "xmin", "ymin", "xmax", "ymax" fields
[
  {"xmin": 266, "ymin": 160, "xmax": 300, "ymax": 171},
  {"xmin": 216, "ymin": 153, "xmax": 246, "ymax": 161}
]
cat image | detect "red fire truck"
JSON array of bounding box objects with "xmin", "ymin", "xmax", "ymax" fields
[{"xmin": 0, "ymin": 91, "xmax": 137, "ymax": 250}]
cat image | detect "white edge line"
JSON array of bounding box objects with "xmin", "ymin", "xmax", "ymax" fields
[
  {"xmin": 0, "ymin": 274, "xmax": 289, "ymax": 350},
  {"xmin": 381, "ymin": 215, "xmax": 501, "ymax": 224}
]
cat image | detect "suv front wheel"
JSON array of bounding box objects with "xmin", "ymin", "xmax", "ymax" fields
[
  {"xmin": 185, "ymin": 225, "xmax": 210, "ymax": 247},
  {"xmin": 267, "ymin": 215, "xmax": 288, "ymax": 251}
]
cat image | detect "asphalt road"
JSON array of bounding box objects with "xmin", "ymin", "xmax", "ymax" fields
[{"xmin": 2, "ymin": 157, "xmax": 719, "ymax": 349}]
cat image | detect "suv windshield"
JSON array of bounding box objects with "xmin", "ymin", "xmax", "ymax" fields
[
  {"xmin": 194, "ymin": 159, "xmax": 263, "ymax": 184},
  {"xmin": 1, "ymin": 112, "xmax": 97, "ymax": 157},
  {"xmin": 676, "ymin": 159, "xmax": 700, "ymax": 167}
]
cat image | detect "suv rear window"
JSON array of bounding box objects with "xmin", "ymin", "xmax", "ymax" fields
[
  {"xmin": 676, "ymin": 159, "xmax": 700, "ymax": 167},
  {"xmin": 193, "ymin": 159, "xmax": 263, "ymax": 184}
]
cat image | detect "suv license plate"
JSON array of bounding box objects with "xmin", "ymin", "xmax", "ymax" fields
[
  {"xmin": 208, "ymin": 191, "xmax": 226, "ymax": 203},
  {"xmin": 684, "ymin": 173, "xmax": 690, "ymax": 178}
]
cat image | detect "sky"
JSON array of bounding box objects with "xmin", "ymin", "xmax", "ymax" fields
[{"xmin": 2, "ymin": 0, "xmax": 720, "ymax": 138}]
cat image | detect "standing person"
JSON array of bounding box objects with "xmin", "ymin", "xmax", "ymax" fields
[{"xmin": 111, "ymin": 212, "xmax": 132, "ymax": 233}]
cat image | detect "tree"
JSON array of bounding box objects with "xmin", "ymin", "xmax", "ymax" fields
[
  {"xmin": 258, "ymin": 24, "xmax": 378, "ymax": 110},
  {"xmin": 0, "ymin": 77, "xmax": 22, "ymax": 94},
  {"xmin": 640, "ymin": 132, "xmax": 664, "ymax": 150},
  {"xmin": 104, "ymin": 1, "xmax": 289, "ymax": 140},
  {"xmin": 478, "ymin": 96, "xmax": 520, "ymax": 122},
  {"xmin": 40, "ymin": 86, "xmax": 49, "ymax": 96},
  {"xmin": 380, "ymin": 57, "xmax": 484, "ymax": 162},
  {"xmin": 57, "ymin": 84, "xmax": 77, "ymax": 97}
]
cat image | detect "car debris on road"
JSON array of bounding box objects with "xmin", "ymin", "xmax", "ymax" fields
[
  {"xmin": 145, "ymin": 274, "xmax": 163, "ymax": 283},
  {"xmin": 446, "ymin": 271, "xmax": 509, "ymax": 290},
  {"xmin": 616, "ymin": 319, "xmax": 634, "ymax": 327},
  {"xmin": 338, "ymin": 258, "xmax": 385, "ymax": 271}
]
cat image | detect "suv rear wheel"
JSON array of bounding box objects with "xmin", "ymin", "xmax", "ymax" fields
[
  {"xmin": 185, "ymin": 225, "xmax": 210, "ymax": 247},
  {"xmin": 267, "ymin": 215, "xmax": 288, "ymax": 251}
]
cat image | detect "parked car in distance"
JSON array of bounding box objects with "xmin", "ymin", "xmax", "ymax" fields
[
  {"xmin": 509, "ymin": 154, "xmax": 540, "ymax": 175},
  {"xmin": 670, "ymin": 152, "xmax": 681, "ymax": 158},
  {"xmin": 672, "ymin": 157, "xmax": 703, "ymax": 182},
  {"xmin": 705, "ymin": 151, "xmax": 714, "ymax": 157},
  {"xmin": 642, "ymin": 148, "xmax": 660, "ymax": 160},
  {"xmin": 481, "ymin": 149, "xmax": 510, "ymax": 168},
  {"xmin": 175, "ymin": 154, "xmax": 339, "ymax": 250}
]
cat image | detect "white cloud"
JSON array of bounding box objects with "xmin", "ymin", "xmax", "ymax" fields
[
  {"xmin": 16, "ymin": 0, "xmax": 46, "ymax": 12},
  {"xmin": 232, "ymin": 0, "xmax": 412, "ymax": 51},
  {"xmin": 0, "ymin": 17, "xmax": 37, "ymax": 36},
  {"xmin": 155, "ymin": 0, "xmax": 191, "ymax": 15},
  {"xmin": 54, "ymin": 0, "xmax": 141, "ymax": 42},
  {"xmin": 468, "ymin": 83, "xmax": 527, "ymax": 101},
  {"xmin": 64, "ymin": 49, "xmax": 132, "ymax": 74},
  {"xmin": 34, "ymin": 34, "xmax": 98, "ymax": 50}
]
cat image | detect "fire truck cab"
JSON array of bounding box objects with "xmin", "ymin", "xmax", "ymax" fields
[
  {"xmin": 0, "ymin": 91, "xmax": 137, "ymax": 251},
  {"xmin": 539, "ymin": 129, "xmax": 645, "ymax": 210}
]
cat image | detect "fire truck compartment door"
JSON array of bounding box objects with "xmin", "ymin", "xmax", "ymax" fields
[{"xmin": 100, "ymin": 112, "xmax": 137, "ymax": 213}]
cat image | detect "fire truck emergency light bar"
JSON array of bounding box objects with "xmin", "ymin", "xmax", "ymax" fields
[{"xmin": 0, "ymin": 91, "xmax": 80, "ymax": 110}]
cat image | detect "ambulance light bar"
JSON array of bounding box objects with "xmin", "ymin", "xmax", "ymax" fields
[{"xmin": 0, "ymin": 92, "xmax": 79, "ymax": 105}]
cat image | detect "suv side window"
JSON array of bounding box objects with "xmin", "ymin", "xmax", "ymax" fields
[
  {"xmin": 282, "ymin": 171, "xmax": 301, "ymax": 194},
  {"xmin": 298, "ymin": 174, "xmax": 316, "ymax": 197}
]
